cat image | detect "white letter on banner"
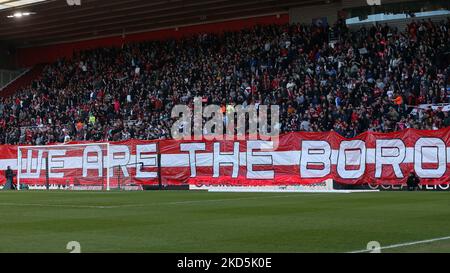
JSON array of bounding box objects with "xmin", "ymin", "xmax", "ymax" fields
[
  {"xmin": 48, "ymin": 150, "xmax": 66, "ymax": 178},
  {"xmin": 20, "ymin": 149, "xmax": 43, "ymax": 178},
  {"xmin": 375, "ymin": 139, "xmax": 405, "ymax": 178},
  {"xmin": 246, "ymin": 141, "xmax": 274, "ymax": 179},
  {"xmin": 300, "ymin": 141, "xmax": 331, "ymax": 178},
  {"xmin": 109, "ymin": 145, "xmax": 130, "ymax": 177},
  {"xmin": 136, "ymin": 144, "xmax": 157, "ymax": 178},
  {"xmin": 180, "ymin": 143, "xmax": 206, "ymax": 177},
  {"xmin": 83, "ymin": 145, "xmax": 103, "ymax": 177},
  {"xmin": 337, "ymin": 140, "xmax": 366, "ymax": 179},
  {"xmin": 414, "ymin": 138, "xmax": 446, "ymax": 178},
  {"xmin": 213, "ymin": 142, "xmax": 240, "ymax": 178}
]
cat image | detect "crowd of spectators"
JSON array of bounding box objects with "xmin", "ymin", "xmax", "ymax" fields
[{"xmin": 0, "ymin": 17, "xmax": 449, "ymax": 145}]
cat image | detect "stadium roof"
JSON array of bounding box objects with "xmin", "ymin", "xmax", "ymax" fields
[
  {"xmin": 0, "ymin": 0, "xmax": 325, "ymax": 47},
  {"xmin": 0, "ymin": 0, "xmax": 46, "ymax": 11}
]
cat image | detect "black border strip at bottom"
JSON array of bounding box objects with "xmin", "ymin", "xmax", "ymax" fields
[{"xmin": 1, "ymin": 253, "xmax": 446, "ymax": 272}]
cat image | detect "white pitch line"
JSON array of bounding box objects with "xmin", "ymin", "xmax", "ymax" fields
[
  {"xmin": 167, "ymin": 193, "xmax": 331, "ymax": 205},
  {"xmin": 0, "ymin": 193, "xmax": 328, "ymax": 209},
  {"xmin": 348, "ymin": 236, "xmax": 450, "ymax": 253}
]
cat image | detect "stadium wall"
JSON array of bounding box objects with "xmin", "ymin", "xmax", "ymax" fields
[
  {"xmin": 15, "ymin": 14, "xmax": 288, "ymax": 68},
  {"xmin": 289, "ymin": 2, "xmax": 340, "ymax": 25},
  {"xmin": 0, "ymin": 44, "xmax": 15, "ymax": 69}
]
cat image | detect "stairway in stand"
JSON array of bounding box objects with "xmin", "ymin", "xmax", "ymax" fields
[{"xmin": 0, "ymin": 63, "xmax": 45, "ymax": 98}]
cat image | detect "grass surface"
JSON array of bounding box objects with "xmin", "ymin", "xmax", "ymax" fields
[{"xmin": 0, "ymin": 190, "xmax": 449, "ymax": 253}]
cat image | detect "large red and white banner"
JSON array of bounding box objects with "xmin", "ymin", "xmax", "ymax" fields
[{"xmin": 0, "ymin": 127, "xmax": 449, "ymax": 186}]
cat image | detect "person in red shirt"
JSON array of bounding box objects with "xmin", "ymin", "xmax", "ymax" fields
[{"xmin": 114, "ymin": 99, "xmax": 120, "ymax": 113}]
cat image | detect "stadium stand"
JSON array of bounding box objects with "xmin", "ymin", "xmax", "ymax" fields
[{"xmin": 0, "ymin": 18, "xmax": 449, "ymax": 145}]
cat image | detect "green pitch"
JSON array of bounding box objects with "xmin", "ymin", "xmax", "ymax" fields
[{"xmin": 0, "ymin": 190, "xmax": 449, "ymax": 253}]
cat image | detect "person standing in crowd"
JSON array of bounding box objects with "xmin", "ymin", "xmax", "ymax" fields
[
  {"xmin": 4, "ymin": 166, "xmax": 16, "ymax": 190},
  {"xmin": 406, "ymin": 171, "xmax": 420, "ymax": 191}
]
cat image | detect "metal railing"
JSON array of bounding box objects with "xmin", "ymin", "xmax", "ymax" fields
[{"xmin": 0, "ymin": 68, "xmax": 29, "ymax": 91}]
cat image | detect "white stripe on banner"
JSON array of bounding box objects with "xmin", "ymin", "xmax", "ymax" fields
[
  {"xmin": 0, "ymin": 146, "xmax": 449, "ymax": 170},
  {"xmin": 0, "ymin": 159, "xmax": 17, "ymax": 170},
  {"xmin": 160, "ymin": 151, "xmax": 302, "ymax": 167}
]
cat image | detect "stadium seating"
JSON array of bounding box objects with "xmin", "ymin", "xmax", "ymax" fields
[{"xmin": 0, "ymin": 18, "xmax": 449, "ymax": 145}]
